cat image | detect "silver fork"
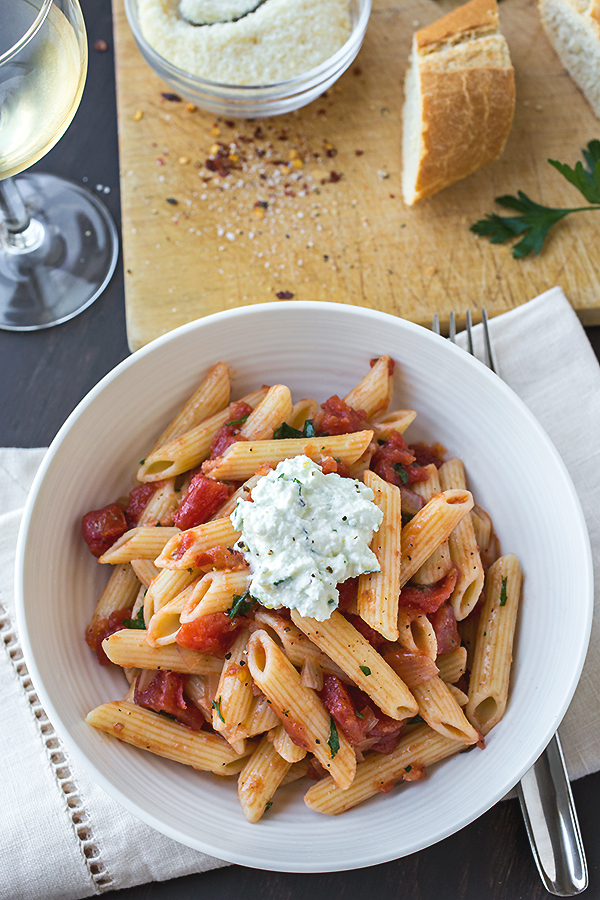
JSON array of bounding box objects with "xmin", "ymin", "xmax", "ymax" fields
[{"xmin": 433, "ymin": 309, "xmax": 588, "ymax": 897}]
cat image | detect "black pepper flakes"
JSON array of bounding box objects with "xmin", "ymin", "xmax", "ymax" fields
[{"xmin": 161, "ymin": 92, "xmax": 182, "ymax": 102}]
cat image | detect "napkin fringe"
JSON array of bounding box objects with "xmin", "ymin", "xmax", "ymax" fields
[{"xmin": 0, "ymin": 596, "xmax": 114, "ymax": 894}]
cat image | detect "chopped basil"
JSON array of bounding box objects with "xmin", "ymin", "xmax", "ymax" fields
[
  {"xmin": 328, "ymin": 716, "xmax": 340, "ymax": 758},
  {"xmin": 228, "ymin": 590, "xmax": 257, "ymax": 619},
  {"xmin": 499, "ymin": 576, "xmax": 508, "ymax": 607},
  {"xmin": 356, "ymin": 710, "xmax": 365, "ymax": 720},
  {"xmin": 409, "ymin": 714, "xmax": 425, "ymax": 724},
  {"xmin": 405, "ymin": 765, "xmax": 412, "ymax": 773},
  {"xmin": 359, "ymin": 665, "xmax": 371, "ymax": 676},
  {"xmin": 265, "ymin": 800, "xmax": 273, "ymax": 812},
  {"xmin": 272, "ymin": 419, "xmax": 315, "ymax": 440},
  {"xmin": 212, "ymin": 696, "xmax": 225, "ymax": 723},
  {"xmin": 393, "ymin": 462, "xmax": 409, "ymax": 484},
  {"xmin": 225, "ymin": 413, "xmax": 250, "ymax": 427},
  {"xmin": 122, "ymin": 606, "xmax": 145, "ymax": 629},
  {"xmin": 139, "ymin": 458, "xmax": 145, "ymax": 465}
]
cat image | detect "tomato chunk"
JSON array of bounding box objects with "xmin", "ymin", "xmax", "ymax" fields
[
  {"xmin": 82, "ymin": 503, "xmax": 128, "ymax": 558},
  {"xmin": 85, "ymin": 607, "xmax": 133, "ymax": 665},
  {"xmin": 371, "ymin": 432, "xmax": 430, "ymax": 487},
  {"xmin": 209, "ymin": 401, "xmax": 253, "ymax": 458},
  {"xmin": 173, "ymin": 475, "xmax": 231, "ymax": 530},
  {"xmin": 134, "ymin": 671, "xmax": 205, "ymax": 731},
  {"xmin": 125, "ymin": 483, "xmax": 159, "ymax": 528},
  {"xmin": 176, "ymin": 611, "xmax": 242, "ymax": 657},
  {"xmin": 313, "ymin": 395, "xmax": 366, "ymax": 436},
  {"xmin": 399, "ymin": 567, "xmax": 458, "ymax": 614},
  {"xmin": 429, "ymin": 601, "xmax": 460, "ymax": 654}
]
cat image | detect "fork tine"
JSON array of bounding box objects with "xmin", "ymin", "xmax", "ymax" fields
[
  {"xmin": 481, "ymin": 309, "xmax": 499, "ymax": 375},
  {"xmin": 448, "ymin": 312, "xmax": 456, "ymax": 343},
  {"xmin": 432, "ymin": 313, "xmax": 441, "ymax": 335},
  {"xmin": 466, "ymin": 310, "xmax": 474, "ymax": 356}
]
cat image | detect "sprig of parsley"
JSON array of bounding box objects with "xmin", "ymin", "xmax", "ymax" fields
[
  {"xmin": 273, "ymin": 419, "xmax": 316, "ymax": 440},
  {"xmin": 471, "ymin": 140, "xmax": 600, "ymax": 258}
]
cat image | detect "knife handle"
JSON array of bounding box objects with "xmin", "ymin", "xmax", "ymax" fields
[{"xmin": 517, "ymin": 733, "xmax": 587, "ymax": 896}]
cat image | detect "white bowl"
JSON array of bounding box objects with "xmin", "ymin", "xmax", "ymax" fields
[{"xmin": 16, "ymin": 302, "xmax": 592, "ymax": 872}]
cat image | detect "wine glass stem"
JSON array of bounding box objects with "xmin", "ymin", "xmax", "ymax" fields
[{"xmin": 0, "ymin": 176, "xmax": 31, "ymax": 234}]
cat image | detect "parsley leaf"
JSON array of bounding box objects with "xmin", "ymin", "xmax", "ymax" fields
[
  {"xmin": 359, "ymin": 665, "xmax": 372, "ymax": 676},
  {"xmin": 212, "ymin": 696, "xmax": 225, "ymax": 722},
  {"xmin": 273, "ymin": 419, "xmax": 316, "ymax": 440},
  {"xmin": 122, "ymin": 606, "xmax": 146, "ymax": 629},
  {"xmin": 499, "ymin": 576, "xmax": 508, "ymax": 607},
  {"xmin": 328, "ymin": 716, "xmax": 340, "ymax": 758},
  {"xmin": 228, "ymin": 590, "xmax": 257, "ymax": 619},
  {"xmin": 225, "ymin": 413, "xmax": 250, "ymax": 427},
  {"xmin": 471, "ymin": 140, "xmax": 600, "ymax": 258},
  {"xmin": 393, "ymin": 462, "xmax": 409, "ymax": 484}
]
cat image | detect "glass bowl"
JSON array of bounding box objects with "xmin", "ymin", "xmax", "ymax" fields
[{"xmin": 124, "ymin": 0, "xmax": 372, "ymax": 118}]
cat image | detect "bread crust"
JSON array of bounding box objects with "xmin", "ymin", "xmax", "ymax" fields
[{"xmin": 415, "ymin": 0, "xmax": 499, "ymax": 54}]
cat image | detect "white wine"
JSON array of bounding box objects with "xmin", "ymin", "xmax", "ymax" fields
[{"xmin": 0, "ymin": 0, "xmax": 87, "ymax": 180}]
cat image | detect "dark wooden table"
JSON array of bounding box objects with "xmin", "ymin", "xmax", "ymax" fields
[{"xmin": 2, "ymin": 2, "xmax": 599, "ymax": 897}]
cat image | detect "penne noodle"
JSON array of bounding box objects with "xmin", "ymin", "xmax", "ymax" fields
[
  {"xmin": 203, "ymin": 431, "xmax": 375, "ymax": 482},
  {"xmin": 357, "ymin": 470, "xmax": 402, "ymax": 641},
  {"xmin": 86, "ymin": 700, "xmax": 248, "ymax": 775},
  {"xmin": 212, "ymin": 629, "xmax": 254, "ymax": 742},
  {"xmin": 130, "ymin": 558, "xmax": 160, "ymax": 588},
  {"xmin": 102, "ymin": 629, "xmax": 223, "ymax": 674},
  {"xmin": 400, "ymin": 489, "xmax": 474, "ymax": 587},
  {"xmin": 155, "ymin": 517, "xmax": 240, "ymax": 569},
  {"xmin": 438, "ymin": 459, "xmax": 485, "ymax": 620},
  {"xmin": 239, "ymin": 693, "xmax": 281, "ymax": 738},
  {"xmin": 343, "ymin": 355, "xmax": 393, "ymax": 419},
  {"xmin": 144, "ymin": 567, "xmax": 199, "ymax": 624},
  {"xmin": 150, "ymin": 362, "xmax": 231, "ymax": 451},
  {"xmin": 466, "ymin": 554, "xmax": 522, "ymax": 735},
  {"xmin": 397, "ymin": 608, "xmax": 438, "ymax": 659},
  {"xmin": 238, "ymin": 384, "xmax": 293, "ymax": 440},
  {"xmin": 287, "ymin": 398, "xmax": 319, "ymax": 430},
  {"xmin": 436, "ymin": 646, "xmax": 467, "ymax": 684},
  {"xmin": 304, "ymin": 724, "xmax": 464, "ymax": 815},
  {"xmin": 410, "ymin": 466, "xmax": 453, "ymax": 585},
  {"xmin": 86, "ymin": 564, "xmax": 140, "ymax": 633},
  {"xmin": 269, "ymin": 723, "xmax": 307, "ymax": 763},
  {"xmin": 180, "ymin": 569, "xmax": 251, "ymax": 622},
  {"xmin": 98, "ymin": 527, "xmax": 180, "ymax": 565},
  {"xmin": 237, "ymin": 734, "xmax": 291, "ymax": 823},
  {"xmin": 137, "ymin": 478, "xmax": 179, "ymax": 526},
  {"xmin": 253, "ymin": 608, "xmax": 347, "ymax": 681},
  {"xmin": 291, "ymin": 610, "xmax": 418, "ymax": 721},
  {"xmin": 447, "ymin": 683, "xmax": 469, "ymax": 707},
  {"xmin": 369, "ymin": 409, "xmax": 417, "ymax": 441},
  {"xmin": 137, "ymin": 387, "xmax": 269, "ymax": 482},
  {"xmin": 210, "ymin": 473, "xmax": 263, "ymax": 521},
  {"xmin": 247, "ymin": 630, "xmax": 357, "ymax": 790},
  {"xmin": 411, "ymin": 675, "xmax": 479, "ymax": 744}
]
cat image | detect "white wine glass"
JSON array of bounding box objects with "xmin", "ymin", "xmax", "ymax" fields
[{"xmin": 0, "ymin": 0, "xmax": 118, "ymax": 330}]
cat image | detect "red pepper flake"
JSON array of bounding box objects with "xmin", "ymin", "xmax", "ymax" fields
[
  {"xmin": 321, "ymin": 171, "xmax": 342, "ymax": 184},
  {"xmin": 317, "ymin": 109, "xmax": 327, "ymax": 116},
  {"xmin": 390, "ymin": 194, "xmax": 396, "ymax": 199},
  {"xmin": 277, "ymin": 130, "xmax": 288, "ymax": 141},
  {"xmin": 353, "ymin": 65, "xmax": 362, "ymax": 75},
  {"xmin": 93, "ymin": 39, "xmax": 108, "ymax": 52},
  {"xmin": 166, "ymin": 197, "xmax": 178, "ymax": 205},
  {"xmin": 276, "ymin": 291, "xmax": 294, "ymax": 299},
  {"xmin": 156, "ymin": 157, "xmax": 165, "ymax": 165},
  {"xmin": 254, "ymin": 200, "xmax": 268, "ymax": 209},
  {"xmin": 254, "ymin": 126, "xmax": 265, "ymax": 140},
  {"xmin": 355, "ymin": 150, "xmax": 364, "ymax": 157},
  {"xmin": 161, "ymin": 92, "xmax": 182, "ymax": 102},
  {"xmin": 225, "ymin": 119, "xmax": 235, "ymax": 127}
]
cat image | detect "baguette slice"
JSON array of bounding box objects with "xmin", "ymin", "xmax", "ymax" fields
[
  {"xmin": 402, "ymin": 0, "xmax": 515, "ymax": 205},
  {"xmin": 539, "ymin": 0, "xmax": 600, "ymax": 118}
]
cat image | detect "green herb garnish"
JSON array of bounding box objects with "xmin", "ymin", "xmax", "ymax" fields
[
  {"xmin": 212, "ymin": 696, "xmax": 225, "ymax": 722},
  {"xmin": 225, "ymin": 413, "xmax": 250, "ymax": 427},
  {"xmin": 327, "ymin": 716, "xmax": 340, "ymax": 758},
  {"xmin": 499, "ymin": 576, "xmax": 508, "ymax": 607},
  {"xmin": 122, "ymin": 606, "xmax": 146, "ymax": 629},
  {"xmin": 356, "ymin": 710, "xmax": 365, "ymax": 720},
  {"xmin": 228, "ymin": 590, "xmax": 257, "ymax": 619},
  {"xmin": 359, "ymin": 665, "xmax": 371, "ymax": 676},
  {"xmin": 272, "ymin": 419, "xmax": 315, "ymax": 440},
  {"xmin": 409, "ymin": 714, "xmax": 425, "ymax": 724},
  {"xmin": 265, "ymin": 800, "xmax": 273, "ymax": 812},
  {"xmin": 393, "ymin": 462, "xmax": 409, "ymax": 484},
  {"xmin": 471, "ymin": 140, "xmax": 600, "ymax": 258}
]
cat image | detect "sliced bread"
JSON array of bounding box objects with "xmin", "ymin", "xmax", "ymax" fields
[
  {"xmin": 539, "ymin": 0, "xmax": 600, "ymax": 118},
  {"xmin": 402, "ymin": 0, "xmax": 515, "ymax": 205}
]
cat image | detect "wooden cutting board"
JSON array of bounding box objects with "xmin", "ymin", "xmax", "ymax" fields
[{"xmin": 112, "ymin": 0, "xmax": 600, "ymax": 351}]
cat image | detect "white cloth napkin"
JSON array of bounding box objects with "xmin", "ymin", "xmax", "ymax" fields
[{"xmin": 2, "ymin": 286, "xmax": 599, "ymax": 899}]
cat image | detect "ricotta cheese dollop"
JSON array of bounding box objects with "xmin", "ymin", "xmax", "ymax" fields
[{"xmin": 230, "ymin": 455, "xmax": 383, "ymax": 621}]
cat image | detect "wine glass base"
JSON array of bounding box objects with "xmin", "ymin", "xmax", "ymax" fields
[{"xmin": 0, "ymin": 172, "xmax": 119, "ymax": 331}]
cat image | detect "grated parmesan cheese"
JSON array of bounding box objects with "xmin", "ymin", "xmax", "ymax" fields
[{"xmin": 138, "ymin": 0, "xmax": 352, "ymax": 86}]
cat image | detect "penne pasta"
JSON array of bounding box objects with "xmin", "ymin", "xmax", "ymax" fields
[
  {"xmin": 151, "ymin": 362, "xmax": 231, "ymax": 451},
  {"xmin": 238, "ymin": 734, "xmax": 291, "ymax": 823},
  {"xmin": 466, "ymin": 554, "xmax": 522, "ymax": 735},
  {"xmin": 397, "ymin": 608, "xmax": 438, "ymax": 659},
  {"xmin": 247, "ymin": 630, "xmax": 357, "ymax": 790},
  {"xmin": 155, "ymin": 517, "xmax": 240, "ymax": 569},
  {"xmin": 291, "ymin": 610, "xmax": 418, "ymax": 721},
  {"xmin": 203, "ymin": 431, "xmax": 374, "ymax": 482},
  {"xmin": 102, "ymin": 629, "xmax": 223, "ymax": 674},
  {"xmin": 411, "ymin": 675, "xmax": 479, "ymax": 744},
  {"xmin": 343, "ymin": 355, "xmax": 393, "ymax": 419},
  {"xmin": 410, "ymin": 466, "xmax": 453, "ymax": 585},
  {"xmin": 98, "ymin": 527, "xmax": 180, "ymax": 565},
  {"xmin": 357, "ymin": 470, "xmax": 402, "ymax": 641},
  {"xmin": 400, "ymin": 489, "xmax": 474, "ymax": 587}
]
